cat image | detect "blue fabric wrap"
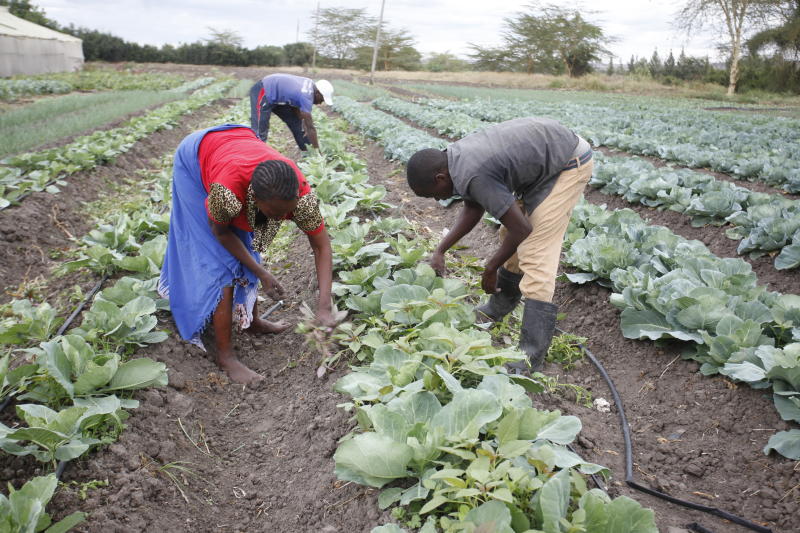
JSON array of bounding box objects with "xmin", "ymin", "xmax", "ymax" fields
[{"xmin": 159, "ymin": 124, "xmax": 260, "ymax": 343}]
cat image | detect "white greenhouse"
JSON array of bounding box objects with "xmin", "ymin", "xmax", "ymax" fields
[{"xmin": 0, "ymin": 6, "xmax": 83, "ymax": 77}]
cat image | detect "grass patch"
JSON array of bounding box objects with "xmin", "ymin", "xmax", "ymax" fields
[
  {"xmin": 0, "ymin": 90, "xmax": 184, "ymax": 158},
  {"xmin": 227, "ymin": 79, "xmax": 254, "ymax": 99},
  {"xmin": 546, "ymin": 332, "xmax": 588, "ymax": 370}
]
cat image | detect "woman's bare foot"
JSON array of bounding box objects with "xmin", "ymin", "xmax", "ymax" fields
[
  {"xmin": 245, "ymin": 317, "xmax": 291, "ymax": 335},
  {"xmin": 217, "ymin": 352, "xmax": 264, "ymax": 384}
]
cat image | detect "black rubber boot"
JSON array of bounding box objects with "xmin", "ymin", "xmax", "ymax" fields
[
  {"xmin": 476, "ymin": 268, "xmax": 523, "ymax": 322},
  {"xmin": 507, "ymin": 298, "xmax": 558, "ymax": 374}
]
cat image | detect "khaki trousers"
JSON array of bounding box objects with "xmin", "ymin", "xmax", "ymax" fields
[{"xmin": 500, "ymin": 159, "xmax": 593, "ymax": 302}]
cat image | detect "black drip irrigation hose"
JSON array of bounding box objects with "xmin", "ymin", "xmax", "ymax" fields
[
  {"xmin": 557, "ymin": 327, "xmax": 774, "ymax": 533},
  {"xmin": 55, "ymin": 276, "xmax": 108, "ymax": 337}
]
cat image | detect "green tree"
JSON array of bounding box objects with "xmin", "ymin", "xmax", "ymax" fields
[
  {"xmin": 284, "ymin": 42, "xmax": 314, "ymax": 66},
  {"xmin": 499, "ymin": 3, "xmax": 611, "ymax": 76},
  {"xmin": 607, "ymin": 56, "xmax": 615, "ymax": 75},
  {"xmin": 0, "ymin": 0, "xmax": 58, "ymax": 29},
  {"xmin": 311, "ymin": 7, "xmax": 375, "ymax": 68},
  {"xmin": 248, "ymin": 45, "xmax": 285, "ymax": 66},
  {"xmin": 649, "ymin": 48, "xmax": 662, "ymax": 76},
  {"xmin": 664, "ymin": 49, "xmax": 677, "ymax": 76},
  {"xmin": 425, "ymin": 52, "xmax": 470, "ymax": 72},
  {"xmin": 468, "ymin": 45, "xmax": 518, "ymax": 72},
  {"xmin": 353, "ymin": 27, "xmax": 421, "ymax": 70},
  {"xmin": 677, "ymin": 0, "xmax": 784, "ymax": 95},
  {"xmin": 205, "ymin": 27, "xmax": 244, "ymax": 48}
]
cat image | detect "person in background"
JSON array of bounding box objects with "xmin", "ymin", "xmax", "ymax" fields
[
  {"xmin": 249, "ymin": 73, "xmax": 334, "ymax": 151},
  {"xmin": 159, "ymin": 124, "xmax": 335, "ymax": 384},
  {"xmin": 405, "ymin": 117, "xmax": 593, "ymax": 374}
]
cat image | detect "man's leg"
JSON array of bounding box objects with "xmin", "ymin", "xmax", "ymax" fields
[
  {"xmin": 272, "ymin": 105, "xmax": 311, "ymax": 150},
  {"xmin": 513, "ymin": 160, "xmax": 593, "ymax": 371},
  {"xmin": 212, "ymin": 286, "xmax": 263, "ymax": 384}
]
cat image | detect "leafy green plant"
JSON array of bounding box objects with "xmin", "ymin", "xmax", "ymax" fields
[
  {"xmin": 0, "ymin": 474, "xmax": 85, "ymax": 532},
  {"xmin": 546, "ymin": 333, "xmax": 588, "ymax": 371},
  {"xmin": 0, "ymin": 300, "xmax": 63, "ymax": 347},
  {"xmin": 72, "ymin": 293, "xmax": 168, "ymax": 349},
  {"xmin": 20, "ymin": 334, "xmax": 167, "ymax": 404},
  {"xmin": 0, "ymin": 395, "xmax": 134, "ymax": 465}
]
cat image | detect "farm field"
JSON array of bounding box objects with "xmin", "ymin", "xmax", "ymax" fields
[{"xmin": 0, "ymin": 63, "xmax": 799, "ymax": 533}]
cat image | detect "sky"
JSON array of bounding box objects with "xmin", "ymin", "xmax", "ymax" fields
[{"xmin": 38, "ymin": 0, "xmax": 722, "ymax": 63}]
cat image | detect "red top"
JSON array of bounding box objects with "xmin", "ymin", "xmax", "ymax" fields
[{"xmin": 198, "ymin": 127, "xmax": 314, "ymax": 232}]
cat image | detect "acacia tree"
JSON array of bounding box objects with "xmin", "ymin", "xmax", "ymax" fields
[
  {"xmin": 353, "ymin": 27, "xmax": 421, "ymax": 70},
  {"xmin": 311, "ymin": 8, "xmax": 376, "ymax": 68},
  {"xmin": 478, "ymin": 3, "xmax": 610, "ymax": 76},
  {"xmin": 677, "ymin": 0, "xmax": 781, "ymax": 95}
]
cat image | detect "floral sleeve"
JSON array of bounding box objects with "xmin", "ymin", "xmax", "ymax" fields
[
  {"xmin": 291, "ymin": 191, "xmax": 325, "ymax": 234},
  {"xmin": 206, "ymin": 183, "xmax": 242, "ymax": 224}
]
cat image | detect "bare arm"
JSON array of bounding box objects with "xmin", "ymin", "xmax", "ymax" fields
[
  {"xmin": 209, "ymin": 218, "xmax": 285, "ymax": 299},
  {"xmin": 481, "ymin": 203, "xmax": 532, "ymax": 294},
  {"xmin": 430, "ymin": 200, "xmax": 484, "ymax": 275},
  {"xmin": 306, "ymin": 229, "xmax": 335, "ymax": 325},
  {"xmin": 298, "ymin": 110, "xmax": 319, "ymax": 149}
]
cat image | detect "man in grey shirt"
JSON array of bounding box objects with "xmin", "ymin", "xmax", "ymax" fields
[{"xmin": 407, "ymin": 117, "xmax": 593, "ymax": 373}]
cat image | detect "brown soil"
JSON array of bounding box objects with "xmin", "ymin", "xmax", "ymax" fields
[{"xmin": 1, "ymin": 76, "xmax": 798, "ymax": 533}]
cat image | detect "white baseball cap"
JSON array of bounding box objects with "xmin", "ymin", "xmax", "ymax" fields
[{"xmin": 315, "ymin": 79, "xmax": 334, "ymax": 105}]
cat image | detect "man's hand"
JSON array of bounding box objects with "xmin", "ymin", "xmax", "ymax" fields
[
  {"xmin": 258, "ymin": 271, "xmax": 285, "ymax": 301},
  {"xmin": 481, "ymin": 266, "xmax": 500, "ymax": 295},
  {"xmin": 429, "ymin": 252, "xmax": 447, "ymax": 277}
]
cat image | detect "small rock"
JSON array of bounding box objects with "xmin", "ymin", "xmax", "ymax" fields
[
  {"xmin": 684, "ymin": 463, "xmax": 704, "ymax": 477},
  {"xmin": 143, "ymin": 389, "xmax": 164, "ymax": 407},
  {"xmin": 762, "ymin": 508, "xmax": 780, "ymax": 521},
  {"xmin": 169, "ymin": 371, "xmax": 187, "ymax": 390},
  {"xmin": 168, "ymin": 392, "xmax": 194, "ymax": 417}
]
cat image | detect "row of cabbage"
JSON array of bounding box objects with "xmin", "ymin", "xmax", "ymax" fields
[
  {"xmin": 306, "ymin": 110, "xmax": 657, "ymax": 533},
  {"xmin": 0, "ymin": 78, "xmax": 236, "ymax": 208},
  {"xmin": 0, "ymin": 70, "xmax": 187, "ymax": 101},
  {"xmin": 592, "ymin": 154, "xmax": 800, "ymax": 270},
  {"xmin": 366, "ymin": 93, "xmax": 800, "ymax": 271},
  {"xmin": 0, "ymin": 96, "xmax": 256, "ymax": 531},
  {"xmin": 330, "ymin": 99, "xmax": 800, "ymax": 461},
  {"xmin": 419, "ymin": 94, "xmax": 800, "ymax": 193},
  {"xmin": 0, "ymin": 162, "xmax": 176, "ymax": 532}
]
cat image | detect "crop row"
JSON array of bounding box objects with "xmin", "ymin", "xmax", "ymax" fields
[
  {"xmin": 0, "ymin": 97, "xmax": 253, "ymax": 531},
  {"xmin": 0, "ymin": 69, "xmax": 186, "ymax": 101},
  {"xmin": 303, "ymin": 110, "xmax": 657, "ymax": 532},
  {"xmin": 363, "ymin": 92, "xmax": 800, "ymax": 271},
  {"xmin": 329, "ymin": 98, "xmax": 800, "ymax": 460},
  {"xmin": 0, "ymin": 79, "xmax": 236, "ymax": 208},
  {"xmin": 421, "ymin": 96, "xmax": 800, "ymax": 192},
  {"xmin": 592, "ymin": 154, "xmax": 800, "ymax": 270}
]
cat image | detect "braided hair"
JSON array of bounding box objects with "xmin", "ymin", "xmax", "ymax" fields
[{"xmin": 251, "ymin": 160, "xmax": 299, "ymax": 201}]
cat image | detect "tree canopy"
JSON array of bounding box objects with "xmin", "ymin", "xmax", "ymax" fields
[{"xmin": 471, "ymin": 3, "xmax": 610, "ymax": 76}]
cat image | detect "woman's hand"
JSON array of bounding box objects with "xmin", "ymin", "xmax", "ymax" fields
[
  {"xmin": 316, "ymin": 307, "xmax": 338, "ymax": 330},
  {"xmin": 429, "ymin": 251, "xmax": 447, "ymax": 277},
  {"xmin": 258, "ymin": 270, "xmax": 285, "ymax": 301}
]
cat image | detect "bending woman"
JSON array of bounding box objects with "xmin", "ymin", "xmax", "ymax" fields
[{"xmin": 159, "ymin": 124, "xmax": 334, "ymax": 384}]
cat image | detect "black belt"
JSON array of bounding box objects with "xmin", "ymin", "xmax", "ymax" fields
[{"xmin": 563, "ymin": 148, "xmax": 593, "ymax": 170}]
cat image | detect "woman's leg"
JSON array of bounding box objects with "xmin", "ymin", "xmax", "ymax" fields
[{"xmin": 212, "ymin": 286, "xmax": 264, "ymax": 384}]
